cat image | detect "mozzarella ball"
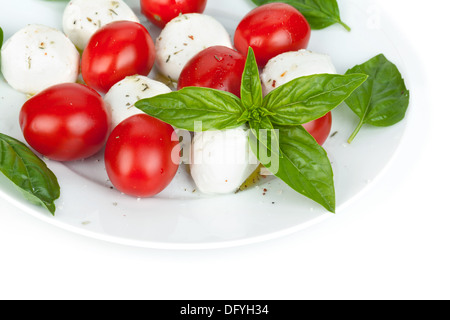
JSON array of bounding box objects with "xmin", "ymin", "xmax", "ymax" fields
[
  {"xmin": 1, "ymin": 24, "xmax": 80, "ymax": 95},
  {"xmin": 155, "ymin": 13, "xmax": 233, "ymax": 81},
  {"xmin": 62, "ymin": 0, "xmax": 140, "ymax": 50},
  {"xmin": 190, "ymin": 127, "xmax": 259, "ymax": 195},
  {"xmin": 104, "ymin": 75, "xmax": 172, "ymax": 129},
  {"xmin": 261, "ymin": 49, "xmax": 337, "ymax": 95}
]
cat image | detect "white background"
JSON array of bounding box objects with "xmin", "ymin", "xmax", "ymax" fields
[{"xmin": 1, "ymin": 0, "xmax": 449, "ymax": 300}]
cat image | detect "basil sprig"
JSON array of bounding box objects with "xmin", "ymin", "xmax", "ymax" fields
[
  {"xmin": 0, "ymin": 133, "xmax": 60, "ymax": 215},
  {"xmin": 251, "ymin": 0, "xmax": 351, "ymax": 31},
  {"xmin": 136, "ymin": 48, "xmax": 367, "ymax": 212},
  {"xmin": 345, "ymin": 54, "xmax": 410, "ymax": 143}
]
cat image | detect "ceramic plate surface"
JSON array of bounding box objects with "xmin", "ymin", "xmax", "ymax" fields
[{"xmin": 0, "ymin": 0, "xmax": 416, "ymax": 249}]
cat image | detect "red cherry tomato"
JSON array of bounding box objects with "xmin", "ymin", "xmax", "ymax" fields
[
  {"xmin": 141, "ymin": 0, "xmax": 207, "ymax": 28},
  {"xmin": 303, "ymin": 112, "xmax": 333, "ymax": 146},
  {"xmin": 178, "ymin": 46, "xmax": 246, "ymax": 97},
  {"xmin": 19, "ymin": 83, "xmax": 110, "ymax": 162},
  {"xmin": 105, "ymin": 114, "xmax": 180, "ymax": 198},
  {"xmin": 234, "ymin": 3, "xmax": 311, "ymax": 67},
  {"xmin": 81, "ymin": 21, "xmax": 156, "ymax": 94}
]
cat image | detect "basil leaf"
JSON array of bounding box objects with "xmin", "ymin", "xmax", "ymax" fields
[
  {"xmin": 0, "ymin": 133, "xmax": 60, "ymax": 215},
  {"xmin": 251, "ymin": 0, "xmax": 351, "ymax": 31},
  {"xmin": 135, "ymin": 87, "xmax": 246, "ymax": 132},
  {"xmin": 345, "ymin": 54, "xmax": 410, "ymax": 143},
  {"xmin": 241, "ymin": 47, "xmax": 263, "ymax": 111},
  {"xmin": 263, "ymin": 73, "xmax": 368, "ymax": 126},
  {"xmin": 250, "ymin": 125, "xmax": 335, "ymax": 212}
]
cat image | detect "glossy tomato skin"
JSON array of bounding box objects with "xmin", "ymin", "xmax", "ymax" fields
[
  {"xmin": 141, "ymin": 0, "xmax": 208, "ymax": 28},
  {"xmin": 105, "ymin": 114, "xmax": 180, "ymax": 198},
  {"xmin": 81, "ymin": 21, "xmax": 156, "ymax": 94},
  {"xmin": 234, "ymin": 3, "xmax": 311, "ymax": 67},
  {"xmin": 303, "ymin": 112, "xmax": 332, "ymax": 146},
  {"xmin": 19, "ymin": 83, "xmax": 110, "ymax": 162},
  {"xmin": 178, "ymin": 46, "xmax": 246, "ymax": 97}
]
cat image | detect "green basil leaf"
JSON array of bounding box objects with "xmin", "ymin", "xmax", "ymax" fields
[
  {"xmin": 135, "ymin": 87, "xmax": 247, "ymax": 132},
  {"xmin": 263, "ymin": 73, "xmax": 368, "ymax": 126},
  {"xmin": 250, "ymin": 125, "xmax": 335, "ymax": 212},
  {"xmin": 241, "ymin": 47, "xmax": 263, "ymax": 111},
  {"xmin": 0, "ymin": 133, "xmax": 60, "ymax": 215},
  {"xmin": 251, "ymin": 0, "xmax": 351, "ymax": 31},
  {"xmin": 345, "ymin": 54, "xmax": 410, "ymax": 143}
]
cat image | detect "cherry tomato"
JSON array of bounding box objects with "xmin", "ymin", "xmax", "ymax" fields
[
  {"xmin": 105, "ymin": 114, "xmax": 180, "ymax": 198},
  {"xmin": 178, "ymin": 46, "xmax": 246, "ymax": 97},
  {"xmin": 141, "ymin": 0, "xmax": 208, "ymax": 28},
  {"xmin": 19, "ymin": 83, "xmax": 110, "ymax": 162},
  {"xmin": 303, "ymin": 112, "xmax": 332, "ymax": 146},
  {"xmin": 81, "ymin": 21, "xmax": 156, "ymax": 94},
  {"xmin": 234, "ymin": 3, "xmax": 311, "ymax": 67}
]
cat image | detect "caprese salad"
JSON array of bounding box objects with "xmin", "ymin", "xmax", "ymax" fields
[{"xmin": 0, "ymin": 0, "xmax": 409, "ymax": 215}]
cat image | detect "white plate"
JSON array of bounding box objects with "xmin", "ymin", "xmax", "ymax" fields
[{"xmin": 0, "ymin": 0, "xmax": 415, "ymax": 249}]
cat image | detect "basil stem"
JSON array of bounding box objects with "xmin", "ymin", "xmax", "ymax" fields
[
  {"xmin": 345, "ymin": 54, "xmax": 410, "ymax": 143},
  {"xmin": 0, "ymin": 133, "xmax": 60, "ymax": 215},
  {"xmin": 251, "ymin": 0, "xmax": 351, "ymax": 31}
]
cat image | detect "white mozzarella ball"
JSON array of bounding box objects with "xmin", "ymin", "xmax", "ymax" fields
[
  {"xmin": 155, "ymin": 13, "xmax": 233, "ymax": 81},
  {"xmin": 261, "ymin": 49, "xmax": 337, "ymax": 95},
  {"xmin": 1, "ymin": 24, "xmax": 80, "ymax": 95},
  {"xmin": 190, "ymin": 127, "xmax": 259, "ymax": 195},
  {"xmin": 104, "ymin": 75, "xmax": 172, "ymax": 129},
  {"xmin": 62, "ymin": 0, "xmax": 140, "ymax": 50}
]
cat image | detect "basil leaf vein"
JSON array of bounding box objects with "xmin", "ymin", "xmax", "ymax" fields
[{"xmin": 0, "ymin": 133, "xmax": 60, "ymax": 215}]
